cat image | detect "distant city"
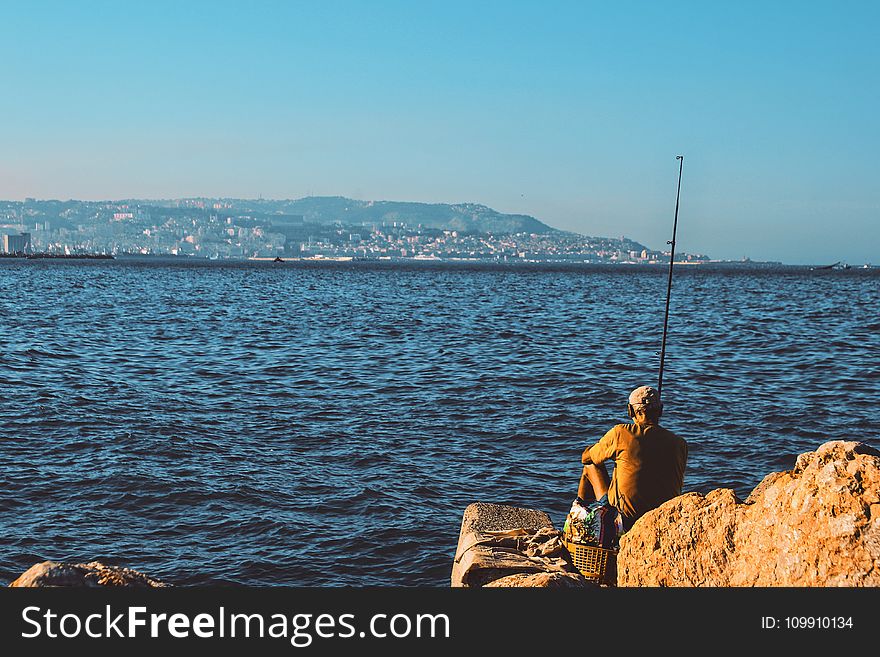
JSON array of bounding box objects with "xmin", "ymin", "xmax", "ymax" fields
[{"xmin": 0, "ymin": 196, "xmax": 734, "ymax": 265}]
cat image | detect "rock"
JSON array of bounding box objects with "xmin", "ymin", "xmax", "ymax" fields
[
  {"xmin": 617, "ymin": 440, "xmax": 880, "ymax": 586},
  {"xmin": 451, "ymin": 503, "xmax": 584, "ymax": 587},
  {"xmin": 457, "ymin": 502, "xmax": 553, "ymax": 535},
  {"xmin": 484, "ymin": 572, "xmax": 593, "ymax": 588},
  {"xmin": 9, "ymin": 561, "xmax": 170, "ymax": 587}
]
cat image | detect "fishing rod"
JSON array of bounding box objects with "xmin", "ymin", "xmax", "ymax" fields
[{"xmin": 657, "ymin": 155, "xmax": 684, "ymax": 397}]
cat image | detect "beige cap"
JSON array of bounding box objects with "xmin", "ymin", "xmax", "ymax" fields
[{"xmin": 628, "ymin": 385, "xmax": 662, "ymax": 408}]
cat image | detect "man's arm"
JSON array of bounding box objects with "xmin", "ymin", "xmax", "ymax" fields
[{"xmin": 582, "ymin": 426, "xmax": 618, "ymax": 466}]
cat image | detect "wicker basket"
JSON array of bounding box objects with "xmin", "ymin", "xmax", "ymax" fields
[{"xmin": 563, "ymin": 540, "xmax": 617, "ymax": 585}]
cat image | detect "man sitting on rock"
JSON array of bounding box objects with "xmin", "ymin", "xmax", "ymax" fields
[{"xmin": 565, "ymin": 385, "xmax": 688, "ymax": 547}]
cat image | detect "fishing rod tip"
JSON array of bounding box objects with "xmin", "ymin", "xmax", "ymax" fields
[{"xmin": 676, "ymin": 155, "xmax": 684, "ymax": 160}]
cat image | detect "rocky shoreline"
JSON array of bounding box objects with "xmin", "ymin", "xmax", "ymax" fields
[
  {"xmin": 7, "ymin": 440, "xmax": 879, "ymax": 587},
  {"xmin": 450, "ymin": 440, "xmax": 880, "ymax": 587}
]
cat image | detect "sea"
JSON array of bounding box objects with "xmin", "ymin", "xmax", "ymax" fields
[{"xmin": 0, "ymin": 257, "xmax": 877, "ymax": 586}]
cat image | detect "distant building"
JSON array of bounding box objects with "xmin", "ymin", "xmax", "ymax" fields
[{"xmin": 2, "ymin": 232, "xmax": 31, "ymax": 254}]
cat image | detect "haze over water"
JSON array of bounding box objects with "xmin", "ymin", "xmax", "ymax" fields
[{"xmin": 1, "ymin": 258, "xmax": 877, "ymax": 585}]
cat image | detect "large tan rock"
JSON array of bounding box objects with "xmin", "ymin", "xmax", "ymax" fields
[
  {"xmin": 9, "ymin": 561, "xmax": 170, "ymax": 587},
  {"xmin": 618, "ymin": 441, "xmax": 880, "ymax": 586}
]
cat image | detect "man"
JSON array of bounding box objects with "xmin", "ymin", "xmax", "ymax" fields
[{"xmin": 565, "ymin": 385, "xmax": 688, "ymax": 547}]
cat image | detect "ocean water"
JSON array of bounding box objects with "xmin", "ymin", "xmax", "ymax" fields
[{"xmin": 0, "ymin": 258, "xmax": 877, "ymax": 586}]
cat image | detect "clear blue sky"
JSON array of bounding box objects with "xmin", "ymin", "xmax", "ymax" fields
[{"xmin": 1, "ymin": 1, "xmax": 877, "ymax": 264}]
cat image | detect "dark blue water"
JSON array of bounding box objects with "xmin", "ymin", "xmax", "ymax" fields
[{"xmin": 1, "ymin": 258, "xmax": 877, "ymax": 586}]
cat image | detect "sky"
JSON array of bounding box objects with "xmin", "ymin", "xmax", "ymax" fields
[{"xmin": 1, "ymin": 1, "xmax": 877, "ymax": 264}]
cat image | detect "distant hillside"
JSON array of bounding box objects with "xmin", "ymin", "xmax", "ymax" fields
[{"xmin": 255, "ymin": 196, "xmax": 558, "ymax": 234}]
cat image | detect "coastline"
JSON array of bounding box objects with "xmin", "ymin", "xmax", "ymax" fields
[
  {"xmin": 0, "ymin": 252, "xmax": 114, "ymax": 260},
  {"xmin": 3, "ymin": 251, "xmax": 872, "ymax": 271}
]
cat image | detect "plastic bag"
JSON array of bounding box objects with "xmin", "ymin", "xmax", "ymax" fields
[{"xmin": 562, "ymin": 498, "xmax": 618, "ymax": 549}]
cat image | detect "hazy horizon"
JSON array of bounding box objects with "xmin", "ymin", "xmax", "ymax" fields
[
  {"xmin": 0, "ymin": 192, "xmax": 869, "ymax": 265},
  {"xmin": 2, "ymin": 2, "xmax": 877, "ymax": 266}
]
